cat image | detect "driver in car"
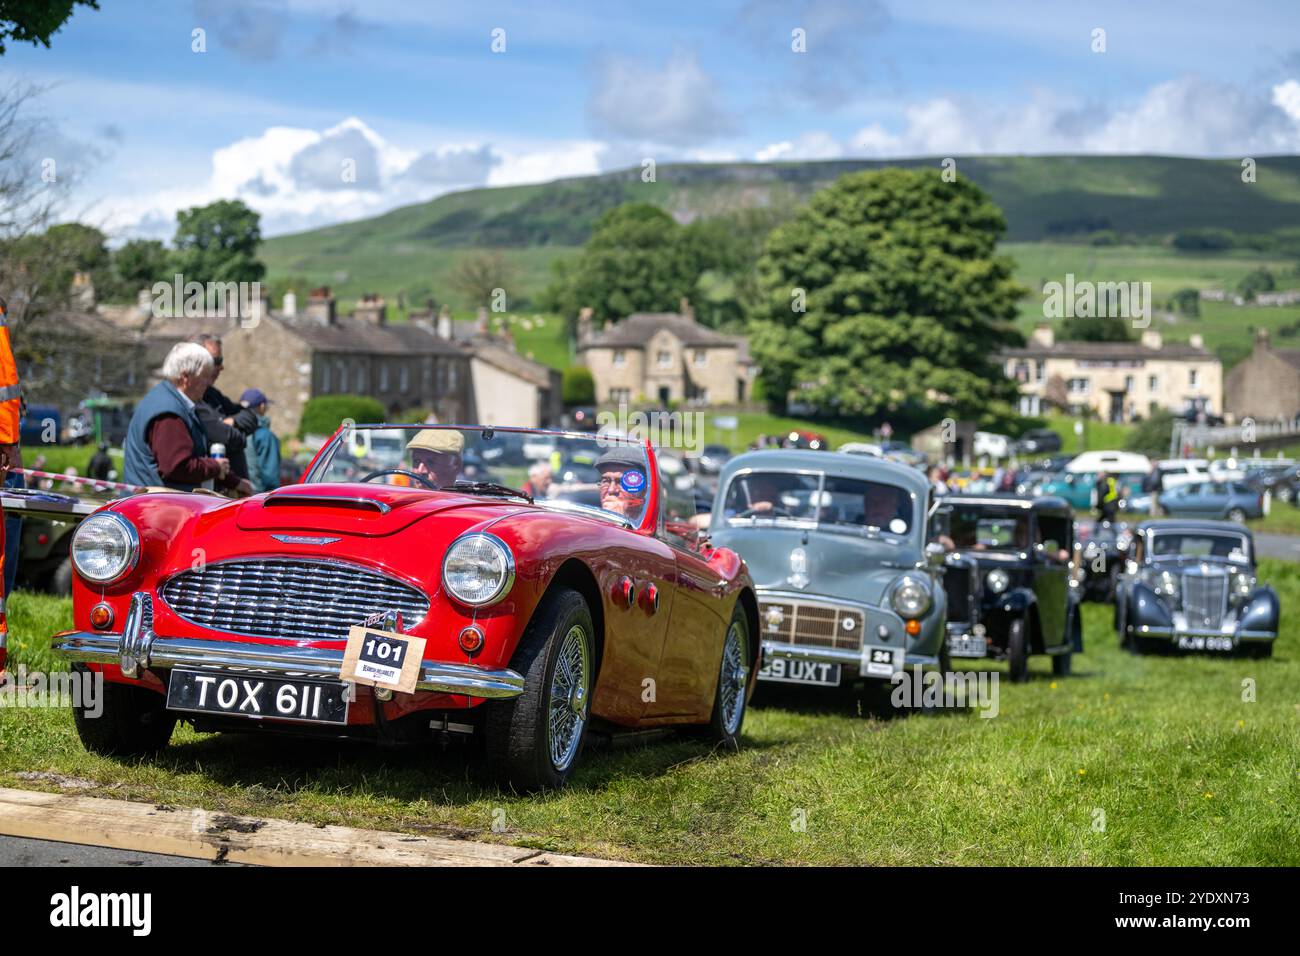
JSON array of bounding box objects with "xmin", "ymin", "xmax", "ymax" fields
[
  {"xmin": 863, "ymin": 485, "xmax": 910, "ymax": 532},
  {"xmin": 406, "ymin": 429, "xmax": 464, "ymax": 487},
  {"xmin": 595, "ymin": 447, "xmax": 647, "ymax": 518}
]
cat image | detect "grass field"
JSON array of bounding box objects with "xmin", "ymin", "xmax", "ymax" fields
[{"xmin": 3, "ymin": 566, "xmax": 1297, "ymax": 865}]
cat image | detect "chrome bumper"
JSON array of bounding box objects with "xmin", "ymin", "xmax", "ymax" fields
[
  {"xmin": 52, "ymin": 593, "xmax": 525, "ymax": 700},
  {"xmin": 1134, "ymin": 625, "xmax": 1276, "ymax": 643}
]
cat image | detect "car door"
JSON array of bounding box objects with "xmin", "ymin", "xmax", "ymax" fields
[
  {"xmin": 1033, "ymin": 513, "xmax": 1070, "ymax": 646},
  {"xmin": 644, "ymin": 470, "xmax": 727, "ymax": 721}
]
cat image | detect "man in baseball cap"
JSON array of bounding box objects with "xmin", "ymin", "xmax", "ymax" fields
[
  {"xmin": 595, "ymin": 446, "xmax": 648, "ymax": 519},
  {"xmin": 240, "ymin": 388, "xmax": 280, "ymax": 492},
  {"xmin": 407, "ymin": 428, "xmax": 464, "ymax": 488}
]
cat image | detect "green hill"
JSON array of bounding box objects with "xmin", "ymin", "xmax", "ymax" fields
[{"xmin": 261, "ymin": 155, "xmax": 1300, "ymax": 309}]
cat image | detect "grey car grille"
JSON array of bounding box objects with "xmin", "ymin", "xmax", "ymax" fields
[
  {"xmin": 160, "ymin": 558, "xmax": 429, "ymax": 641},
  {"xmin": 759, "ymin": 598, "xmax": 864, "ymax": 650},
  {"xmin": 1182, "ymin": 571, "xmax": 1227, "ymax": 629}
]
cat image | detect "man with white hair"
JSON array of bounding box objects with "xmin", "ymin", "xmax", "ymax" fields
[
  {"xmin": 122, "ymin": 342, "xmax": 252, "ymax": 495},
  {"xmin": 522, "ymin": 461, "xmax": 552, "ymax": 499}
]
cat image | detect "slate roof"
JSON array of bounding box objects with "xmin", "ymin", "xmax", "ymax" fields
[
  {"xmin": 581, "ymin": 312, "xmax": 746, "ymax": 350},
  {"xmin": 1001, "ymin": 340, "xmax": 1215, "ymax": 361},
  {"xmin": 278, "ymin": 315, "xmax": 466, "ymax": 356}
]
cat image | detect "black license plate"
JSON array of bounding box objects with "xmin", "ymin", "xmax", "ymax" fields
[
  {"xmin": 757, "ymin": 657, "xmax": 842, "ymax": 686},
  {"xmin": 166, "ymin": 669, "xmax": 350, "ymax": 725}
]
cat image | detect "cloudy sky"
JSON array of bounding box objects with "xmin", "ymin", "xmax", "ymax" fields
[{"xmin": 6, "ymin": 0, "xmax": 1300, "ymax": 240}]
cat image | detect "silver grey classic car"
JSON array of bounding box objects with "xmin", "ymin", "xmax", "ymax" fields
[{"xmin": 709, "ymin": 450, "xmax": 947, "ymax": 690}]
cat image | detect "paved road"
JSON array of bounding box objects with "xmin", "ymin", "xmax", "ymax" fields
[
  {"xmin": 1253, "ymin": 532, "xmax": 1300, "ymax": 561},
  {"xmin": 0, "ymin": 834, "xmax": 239, "ymax": 866}
]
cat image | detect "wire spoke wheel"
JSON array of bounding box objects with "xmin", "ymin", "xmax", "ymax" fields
[
  {"xmin": 719, "ymin": 618, "xmax": 748, "ymax": 735},
  {"xmin": 547, "ymin": 623, "xmax": 590, "ymax": 772}
]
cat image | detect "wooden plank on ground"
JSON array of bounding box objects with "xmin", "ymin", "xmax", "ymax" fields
[{"xmin": 0, "ymin": 787, "xmax": 635, "ymax": 867}]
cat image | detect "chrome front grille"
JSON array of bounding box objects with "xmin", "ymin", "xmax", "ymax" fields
[
  {"xmin": 1182, "ymin": 571, "xmax": 1227, "ymax": 629},
  {"xmin": 759, "ymin": 599, "xmax": 864, "ymax": 650},
  {"xmin": 160, "ymin": 558, "xmax": 429, "ymax": 641}
]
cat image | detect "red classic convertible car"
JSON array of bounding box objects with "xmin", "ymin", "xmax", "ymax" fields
[{"xmin": 53, "ymin": 425, "xmax": 758, "ymax": 790}]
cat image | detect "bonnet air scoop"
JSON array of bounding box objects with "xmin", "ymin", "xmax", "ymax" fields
[{"xmin": 263, "ymin": 492, "xmax": 392, "ymax": 514}]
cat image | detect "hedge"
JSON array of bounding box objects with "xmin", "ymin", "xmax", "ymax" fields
[{"xmin": 298, "ymin": 395, "xmax": 387, "ymax": 438}]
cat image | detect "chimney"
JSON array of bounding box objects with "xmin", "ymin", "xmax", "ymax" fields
[
  {"xmin": 476, "ymin": 305, "xmax": 489, "ymax": 333},
  {"xmin": 577, "ymin": 306, "xmax": 594, "ymax": 346},
  {"xmin": 1030, "ymin": 322, "xmax": 1054, "ymax": 348},
  {"xmin": 305, "ymin": 286, "xmax": 336, "ymax": 325},
  {"xmin": 1189, "ymin": 333, "xmax": 1204, "ymax": 350},
  {"xmin": 1140, "ymin": 329, "xmax": 1162, "ymax": 350},
  {"xmin": 680, "ymin": 296, "xmax": 694, "ymax": 322},
  {"xmin": 437, "ymin": 304, "xmax": 452, "ymax": 340},
  {"xmin": 354, "ymin": 293, "xmax": 387, "ymax": 325},
  {"xmin": 282, "ymin": 291, "xmax": 298, "ymax": 317}
]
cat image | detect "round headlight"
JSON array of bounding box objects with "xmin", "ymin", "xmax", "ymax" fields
[
  {"xmin": 1230, "ymin": 571, "xmax": 1255, "ymax": 600},
  {"xmin": 441, "ymin": 533, "xmax": 515, "ymax": 606},
  {"xmin": 71, "ymin": 512, "xmax": 139, "ymax": 585},
  {"xmin": 891, "ymin": 576, "xmax": 932, "ymax": 618},
  {"xmin": 986, "ymin": 568, "xmax": 1010, "ymax": 594}
]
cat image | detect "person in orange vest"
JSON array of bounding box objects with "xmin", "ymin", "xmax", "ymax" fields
[{"xmin": 0, "ymin": 297, "xmax": 20, "ymax": 678}]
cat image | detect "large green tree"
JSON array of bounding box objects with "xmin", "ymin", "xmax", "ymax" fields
[
  {"xmin": 109, "ymin": 238, "xmax": 171, "ymax": 300},
  {"xmin": 541, "ymin": 203, "xmax": 695, "ymax": 323},
  {"xmin": 0, "ymin": 0, "xmax": 98, "ymax": 54},
  {"xmin": 172, "ymin": 199, "xmax": 266, "ymax": 285},
  {"xmin": 750, "ymin": 168, "xmax": 1025, "ymax": 423}
]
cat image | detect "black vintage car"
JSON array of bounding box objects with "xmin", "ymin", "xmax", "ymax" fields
[
  {"xmin": 1073, "ymin": 518, "xmax": 1132, "ymax": 602},
  {"xmin": 1114, "ymin": 519, "xmax": 1278, "ymax": 657},
  {"xmin": 933, "ymin": 495, "xmax": 1081, "ymax": 681}
]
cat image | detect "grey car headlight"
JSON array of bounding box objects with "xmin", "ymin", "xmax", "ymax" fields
[
  {"xmin": 442, "ymin": 533, "xmax": 515, "ymax": 606},
  {"xmin": 1143, "ymin": 569, "xmax": 1180, "ymax": 599},
  {"xmin": 71, "ymin": 512, "xmax": 140, "ymax": 585},
  {"xmin": 891, "ymin": 576, "xmax": 932, "ymax": 618},
  {"xmin": 985, "ymin": 568, "xmax": 1010, "ymax": 594}
]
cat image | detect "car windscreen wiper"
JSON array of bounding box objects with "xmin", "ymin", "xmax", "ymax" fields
[{"xmin": 442, "ymin": 480, "xmax": 533, "ymax": 503}]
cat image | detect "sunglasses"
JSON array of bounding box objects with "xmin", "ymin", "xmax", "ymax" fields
[{"xmin": 212, "ymin": 356, "xmax": 224, "ymax": 367}]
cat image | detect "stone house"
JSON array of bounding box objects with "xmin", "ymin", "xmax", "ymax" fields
[
  {"xmin": 1000, "ymin": 323, "xmax": 1223, "ymax": 423},
  {"xmin": 1224, "ymin": 329, "xmax": 1300, "ymax": 421},
  {"xmin": 578, "ymin": 306, "xmax": 757, "ymax": 406}
]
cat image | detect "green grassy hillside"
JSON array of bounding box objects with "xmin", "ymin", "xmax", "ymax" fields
[{"xmin": 262, "ymin": 155, "xmax": 1300, "ymax": 310}]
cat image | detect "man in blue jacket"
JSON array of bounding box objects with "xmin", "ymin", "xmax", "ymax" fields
[{"xmin": 241, "ymin": 388, "xmax": 281, "ymax": 492}]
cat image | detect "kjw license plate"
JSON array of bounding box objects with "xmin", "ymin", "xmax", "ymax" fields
[
  {"xmin": 757, "ymin": 657, "xmax": 841, "ymax": 686},
  {"xmin": 166, "ymin": 669, "xmax": 350, "ymax": 725},
  {"xmin": 1177, "ymin": 635, "xmax": 1234, "ymax": 652}
]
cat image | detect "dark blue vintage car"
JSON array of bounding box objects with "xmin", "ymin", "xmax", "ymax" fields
[
  {"xmin": 1114, "ymin": 519, "xmax": 1278, "ymax": 657},
  {"xmin": 709, "ymin": 450, "xmax": 946, "ymax": 690}
]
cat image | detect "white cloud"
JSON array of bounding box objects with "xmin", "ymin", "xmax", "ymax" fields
[
  {"xmin": 755, "ymin": 131, "xmax": 843, "ymax": 162},
  {"xmin": 587, "ymin": 49, "xmax": 736, "ymax": 146},
  {"xmin": 850, "ymin": 77, "xmax": 1300, "ymax": 157},
  {"xmin": 1273, "ymin": 80, "xmax": 1300, "ymax": 125}
]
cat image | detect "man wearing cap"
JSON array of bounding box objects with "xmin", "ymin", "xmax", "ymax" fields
[
  {"xmin": 595, "ymin": 447, "xmax": 648, "ymax": 519},
  {"xmin": 407, "ymin": 429, "xmax": 464, "ymax": 488},
  {"xmin": 241, "ymin": 388, "xmax": 281, "ymax": 492}
]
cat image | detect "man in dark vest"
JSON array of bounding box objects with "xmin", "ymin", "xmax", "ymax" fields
[
  {"xmin": 123, "ymin": 342, "xmax": 251, "ymax": 495},
  {"xmin": 192, "ymin": 333, "xmax": 259, "ymax": 482}
]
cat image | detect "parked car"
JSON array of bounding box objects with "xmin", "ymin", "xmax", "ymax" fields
[
  {"xmin": 1157, "ymin": 481, "xmax": 1267, "ymax": 522},
  {"xmin": 16, "ymin": 518, "xmax": 78, "ymax": 595},
  {"xmin": 1073, "ymin": 519, "xmax": 1131, "ymax": 602},
  {"xmin": 1154, "ymin": 458, "xmax": 1210, "ymax": 492},
  {"xmin": 879, "ymin": 440, "xmax": 926, "ymax": 469},
  {"xmin": 1015, "ymin": 428, "xmax": 1063, "ymax": 456},
  {"xmin": 1114, "ymin": 519, "xmax": 1277, "ymax": 656},
  {"xmin": 696, "ymin": 443, "xmax": 733, "ymax": 475},
  {"xmin": 709, "ymin": 450, "xmax": 947, "ymax": 693},
  {"xmin": 1241, "ymin": 463, "xmax": 1300, "ymax": 504},
  {"xmin": 973, "ymin": 431, "xmax": 1012, "ymax": 460},
  {"xmin": 1039, "ymin": 470, "xmax": 1146, "ymax": 513},
  {"xmin": 933, "ymin": 496, "xmax": 1080, "ymax": 681},
  {"xmin": 52, "ymin": 425, "xmax": 759, "ymax": 791},
  {"xmin": 783, "ymin": 430, "xmax": 830, "ymax": 451}
]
